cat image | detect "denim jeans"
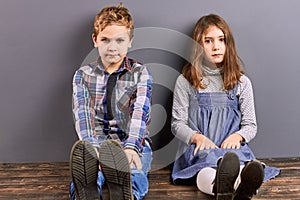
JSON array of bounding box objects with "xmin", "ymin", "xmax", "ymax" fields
[{"xmin": 69, "ymin": 141, "xmax": 152, "ymax": 200}]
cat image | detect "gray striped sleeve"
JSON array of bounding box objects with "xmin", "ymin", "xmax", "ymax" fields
[
  {"xmin": 171, "ymin": 75, "xmax": 197, "ymax": 144},
  {"xmin": 237, "ymin": 75, "xmax": 257, "ymax": 142}
]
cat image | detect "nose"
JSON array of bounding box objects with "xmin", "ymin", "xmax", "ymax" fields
[
  {"xmin": 213, "ymin": 41, "xmax": 220, "ymax": 51},
  {"xmin": 107, "ymin": 41, "xmax": 117, "ymax": 51}
]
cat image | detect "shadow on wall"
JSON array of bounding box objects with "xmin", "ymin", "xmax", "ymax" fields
[
  {"xmin": 128, "ymin": 48, "xmax": 187, "ymax": 169},
  {"xmin": 0, "ymin": 15, "xmax": 96, "ymax": 162}
]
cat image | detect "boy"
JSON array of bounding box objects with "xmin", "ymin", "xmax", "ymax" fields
[{"xmin": 69, "ymin": 3, "xmax": 152, "ymax": 200}]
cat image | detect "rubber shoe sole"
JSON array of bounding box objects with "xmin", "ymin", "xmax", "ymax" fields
[
  {"xmin": 70, "ymin": 140, "xmax": 100, "ymax": 200},
  {"xmin": 215, "ymin": 152, "xmax": 240, "ymax": 200},
  {"xmin": 99, "ymin": 140, "xmax": 133, "ymax": 200},
  {"xmin": 233, "ymin": 160, "xmax": 264, "ymax": 200}
]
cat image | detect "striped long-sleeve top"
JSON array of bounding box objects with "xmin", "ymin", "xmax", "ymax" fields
[{"xmin": 171, "ymin": 66, "xmax": 257, "ymax": 145}]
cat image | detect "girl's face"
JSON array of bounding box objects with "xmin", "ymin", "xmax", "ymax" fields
[
  {"xmin": 202, "ymin": 25, "xmax": 226, "ymax": 66},
  {"xmin": 93, "ymin": 25, "xmax": 132, "ymax": 69}
]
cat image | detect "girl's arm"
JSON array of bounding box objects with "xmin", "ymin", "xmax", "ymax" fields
[
  {"xmin": 237, "ymin": 75, "xmax": 258, "ymax": 143},
  {"xmin": 171, "ymin": 75, "xmax": 198, "ymax": 145}
]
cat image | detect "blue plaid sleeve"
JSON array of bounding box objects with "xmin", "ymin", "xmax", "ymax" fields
[
  {"xmin": 72, "ymin": 70, "xmax": 99, "ymax": 147},
  {"xmin": 123, "ymin": 65, "xmax": 152, "ymax": 153}
]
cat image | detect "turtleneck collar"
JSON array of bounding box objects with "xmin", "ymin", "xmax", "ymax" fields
[{"xmin": 203, "ymin": 65, "xmax": 222, "ymax": 76}]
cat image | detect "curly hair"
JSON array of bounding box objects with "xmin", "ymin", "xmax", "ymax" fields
[{"xmin": 93, "ymin": 3, "xmax": 134, "ymax": 39}]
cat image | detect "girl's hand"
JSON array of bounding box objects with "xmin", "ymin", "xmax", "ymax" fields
[
  {"xmin": 221, "ymin": 133, "xmax": 243, "ymax": 149},
  {"xmin": 190, "ymin": 133, "xmax": 218, "ymax": 156}
]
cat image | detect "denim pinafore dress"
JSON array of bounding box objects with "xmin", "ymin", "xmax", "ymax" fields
[{"xmin": 172, "ymin": 85, "xmax": 280, "ymax": 183}]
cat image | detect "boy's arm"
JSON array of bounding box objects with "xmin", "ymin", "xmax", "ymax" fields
[
  {"xmin": 72, "ymin": 70, "xmax": 98, "ymax": 147},
  {"xmin": 123, "ymin": 65, "xmax": 152, "ymax": 153}
]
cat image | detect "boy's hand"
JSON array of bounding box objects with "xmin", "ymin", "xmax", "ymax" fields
[
  {"xmin": 94, "ymin": 147, "xmax": 102, "ymax": 170},
  {"xmin": 221, "ymin": 133, "xmax": 243, "ymax": 149},
  {"xmin": 190, "ymin": 133, "xmax": 218, "ymax": 156},
  {"xmin": 124, "ymin": 149, "xmax": 142, "ymax": 170}
]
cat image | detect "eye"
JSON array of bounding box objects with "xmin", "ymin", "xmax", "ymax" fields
[
  {"xmin": 219, "ymin": 37, "xmax": 225, "ymax": 42},
  {"xmin": 101, "ymin": 38, "xmax": 110, "ymax": 43},
  {"xmin": 204, "ymin": 39, "xmax": 212, "ymax": 44},
  {"xmin": 116, "ymin": 38, "xmax": 125, "ymax": 43}
]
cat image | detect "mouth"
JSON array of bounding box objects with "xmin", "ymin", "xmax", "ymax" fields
[
  {"xmin": 106, "ymin": 54, "xmax": 119, "ymax": 57},
  {"xmin": 212, "ymin": 54, "xmax": 222, "ymax": 57}
]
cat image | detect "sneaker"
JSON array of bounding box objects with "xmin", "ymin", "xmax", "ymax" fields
[
  {"xmin": 70, "ymin": 140, "xmax": 100, "ymax": 200},
  {"xmin": 233, "ymin": 160, "xmax": 264, "ymax": 200},
  {"xmin": 99, "ymin": 139, "xmax": 133, "ymax": 200},
  {"xmin": 214, "ymin": 152, "xmax": 240, "ymax": 200}
]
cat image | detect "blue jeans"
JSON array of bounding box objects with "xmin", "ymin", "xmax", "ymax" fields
[{"xmin": 69, "ymin": 141, "xmax": 152, "ymax": 200}]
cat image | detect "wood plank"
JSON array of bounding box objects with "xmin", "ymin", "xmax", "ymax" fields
[{"xmin": 0, "ymin": 158, "xmax": 299, "ymax": 200}]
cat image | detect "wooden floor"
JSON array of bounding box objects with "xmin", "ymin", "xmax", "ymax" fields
[{"xmin": 0, "ymin": 157, "xmax": 299, "ymax": 200}]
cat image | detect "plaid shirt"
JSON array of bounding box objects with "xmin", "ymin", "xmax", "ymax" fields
[{"xmin": 72, "ymin": 57, "xmax": 152, "ymax": 153}]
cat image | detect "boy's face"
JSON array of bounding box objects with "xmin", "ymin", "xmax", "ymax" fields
[{"xmin": 93, "ymin": 25, "xmax": 132, "ymax": 69}]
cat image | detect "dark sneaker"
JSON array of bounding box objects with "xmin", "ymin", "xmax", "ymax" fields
[
  {"xmin": 99, "ymin": 139, "xmax": 133, "ymax": 200},
  {"xmin": 233, "ymin": 160, "xmax": 264, "ymax": 200},
  {"xmin": 70, "ymin": 140, "xmax": 100, "ymax": 200},
  {"xmin": 214, "ymin": 152, "xmax": 240, "ymax": 200}
]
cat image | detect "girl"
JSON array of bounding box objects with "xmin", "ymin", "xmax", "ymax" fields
[{"xmin": 171, "ymin": 14, "xmax": 280, "ymax": 200}]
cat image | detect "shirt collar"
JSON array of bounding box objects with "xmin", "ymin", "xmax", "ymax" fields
[{"xmin": 93, "ymin": 57, "xmax": 132, "ymax": 75}]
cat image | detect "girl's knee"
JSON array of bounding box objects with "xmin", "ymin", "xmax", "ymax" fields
[{"xmin": 196, "ymin": 167, "xmax": 216, "ymax": 195}]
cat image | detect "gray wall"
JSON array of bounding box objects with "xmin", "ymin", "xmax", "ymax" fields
[{"xmin": 1, "ymin": 0, "xmax": 299, "ymax": 162}]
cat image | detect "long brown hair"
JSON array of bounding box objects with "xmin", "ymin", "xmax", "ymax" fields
[{"xmin": 183, "ymin": 14, "xmax": 243, "ymax": 90}]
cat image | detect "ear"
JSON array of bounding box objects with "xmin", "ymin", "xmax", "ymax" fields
[
  {"xmin": 128, "ymin": 38, "xmax": 133, "ymax": 48},
  {"xmin": 92, "ymin": 33, "xmax": 98, "ymax": 47}
]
